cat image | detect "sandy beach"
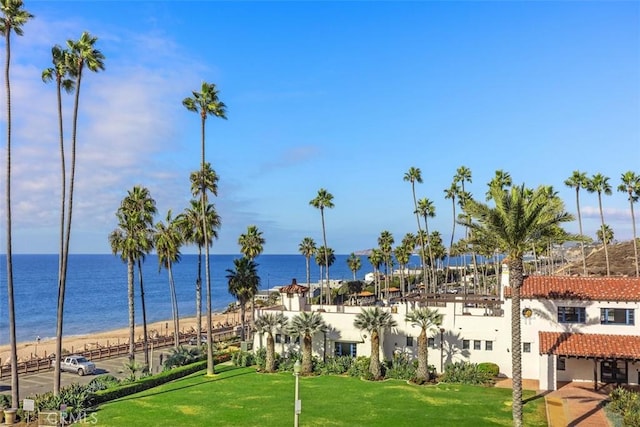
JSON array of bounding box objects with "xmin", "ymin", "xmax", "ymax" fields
[{"xmin": 0, "ymin": 311, "xmax": 246, "ymax": 365}]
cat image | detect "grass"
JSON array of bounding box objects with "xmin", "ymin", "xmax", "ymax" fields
[{"xmin": 92, "ymin": 364, "xmax": 547, "ymax": 426}]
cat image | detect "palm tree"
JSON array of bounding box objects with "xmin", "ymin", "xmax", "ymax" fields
[
  {"xmin": 461, "ymin": 184, "xmax": 573, "ymax": 427},
  {"xmin": 155, "ymin": 210, "xmax": 183, "ymax": 348},
  {"xmin": 586, "ymin": 173, "xmax": 612, "ymax": 276},
  {"xmin": 183, "ymin": 81, "xmax": 227, "ymax": 375},
  {"xmin": 367, "ymin": 248, "xmax": 383, "ymax": 297},
  {"xmin": 377, "ymin": 230, "xmax": 394, "ymax": 296},
  {"xmin": 443, "ymin": 182, "xmax": 460, "ymax": 283},
  {"xmin": 394, "ymin": 245, "xmax": 410, "ymax": 296},
  {"xmin": 417, "ymin": 198, "xmax": 437, "ymax": 291},
  {"xmin": 405, "ymin": 307, "xmax": 443, "ymax": 382},
  {"xmin": 309, "ymin": 188, "xmax": 334, "ymax": 305},
  {"xmin": 486, "ymin": 169, "xmax": 512, "ymax": 201},
  {"xmin": 288, "ymin": 312, "xmax": 327, "ymax": 375},
  {"xmin": 254, "ymin": 312, "xmax": 288, "ymax": 372},
  {"xmin": 298, "ymin": 237, "xmax": 316, "ymax": 287},
  {"xmin": 347, "ymin": 253, "xmax": 361, "ymax": 281},
  {"xmin": 315, "ymin": 246, "xmax": 335, "ymax": 302},
  {"xmin": 1, "ymin": 0, "xmax": 32, "ymax": 404},
  {"xmin": 239, "ymin": 225, "xmax": 265, "ymax": 260},
  {"xmin": 564, "ymin": 171, "xmax": 589, "ymax": 275},
  {"xmin": 109, "ymin": 186, "xmax": 157, "ymax": 362},
  {"xmin": 617, "ymin": 171, "xmax": 640, "ymax": 277},
  {"xmin": 226, "ymin": 257, "xmax": 260, "ymax": 342},
  {"xmin": 353, "ymin": 307, "xmax": 398, "ymax": 379},
  {"xmin": 403, "ymin": 167, "xmax": 428, "ymax": 291},
  {"xmin": 596, "ymin": 224, "xmax": 614, "ymax": 246}
]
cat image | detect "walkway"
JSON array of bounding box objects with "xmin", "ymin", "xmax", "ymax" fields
[{"xmin": 495, "ymin": 379, "xmax": 611, "ymax": 426}]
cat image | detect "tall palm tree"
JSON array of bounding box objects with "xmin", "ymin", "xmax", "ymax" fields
[
  {"xmin": 288, "ymin": 311, "xmax": 327, "ymax": 375},
  {"xmin": 309, "ymin": 188, "xmax": 334, "ymax": 305},
  {"xmin": 1, "ymin": 0, "xmax": 32, "ymax": 404},
  {"xmin": 315, "ymin": 246, "xmax": 335, "ymax": 302},
  {"xmin": 564, "ymin": 170, "xmax": 589, "ymax": 275},
  {"xmin": 183, "ymin": 81, "xmax": 227, "ymax": 375},
  {"xmin": 485, "ymin": 169, "xmax": 512, "ymax": 201},
  {"xmin": 405, "ymin": 307, "xmax": 443, "ymax": 382},
  {"xmin": 443, "ymin": 182, "xmax": 460, "ymax": 283},
  {"xmin": 353, "ymin": 307, "xmax": 398, "ymax": 379},
  {"xmin": 298, "ymin": 237, "xmax": 316, "ymax": 287},
  {"xmin": 226, "ymin": 257, "xmax": 260, "ymax": 342},
  {"xmin": 586, "ymin": 173, "xmax": 612, "ymax": 276},
  {"xmin": 394, "ymin": 245, "xmax": 410, "ymax": 296},
  {"xmin": 404, "ymin": 167, "xmax": 428, "ymax": 291},
  {"xmin": 618, "ymin": 171, "xmax": 640, "ymax": 277},
  {"xmin": 109, "ymin": 186, "xmax": 157, "ymax": 362},
  {"xmin": 254, "ymin": 312, "xmax": 288, "ymax": 372},
  {"xmin": 155, "ymin": 210, "xmax": 183, "ymax": 348},
  {"xmin": 417, "ymin": 198, "xmax": 437, "ymax": 291},
  {"xmin": 347, "ymin": 253, "xmax": 361, "ymax": 281},
  {"xmin": 462, "ymin": 184, "xmax": 573, "ymax": 427},
  {"xmin": 596, "ymin": 224, "xmax": 614, "ymax": 246},
  {"xmin": 377, "ymin": 230, "xmax": 394, "ymax": 296},
  {"xmin": 367, "ymin": 248, "xmax": 383, "ymax": 297},
  {"xmin": 238, "ymin": 225, "xmax": 265, "ymax": 260}
]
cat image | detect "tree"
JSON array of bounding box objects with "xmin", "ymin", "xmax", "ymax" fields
[
  {"xmin": 254, "ymin": 312, "xmax": 288, "ymax": 372},
  {"xmin": 226, "ymin": 257, "xmax": 260, "ymax": 342},
  {"xmin": 1, "ymin": 0, "xmax": 32, "ymax": 404},
  {"xmin": 377, "ymin": 230, "xmax": 394, "ymax": 296},
  {"xmin": 404, "ymin": 167, "xmax": 428, "ymax": 291},
  {"xmin": 417, "ymin": 198, "xmax": 437, "ymax": 291},
  {"xmin": 405, "ymin": 307, "xmax": 443, "ymax": 382},
  {"xmin": 596, "ymin": 224, "xmax": 614, "ymax": 245},
  {"xmin": 309, "ymin": 188, "xmax": 334, "ymax": 305},
  {"xmin": 183, "ymin": 81, "xmax": 227, "ymax": 375},
  {"xmin": 586, "ymin": 173, "xmax": 612, "ymax": 277},
  {"xmin": 109, "ymin": 186, "xmax": 157, "ymax": 362},
  {"xmin": 347, "ymin": 253, "xmax": 361, "ymax": 281},
  {"xmin": 288, "ymin": 311, "xmax": 327, "ymax": 375},
  {"xmin": 367, "ymin": 248, "xmax": 383, "ymax": 297},
  {"xmin": 461, "ymin": 184, "xmax": 572, "ymax": 426},
  {"xmin": 353, "ymin": 307, "xmax": 397, "ymax": 379},
  {"xmin": 394, "ymin": 245, "xmax": 410, "ymax": 296},
  {"xmin": 443, "ymin": 182, "xmax": 460, "ymax": 284},
  {"xmin": 315, "ymin": 246, "xmax": 335, "ymax": 302},
  {"xmin": 486, "ymin": 169, "xmax": 512, "ymax": 201},
  {"xmin": 564, "ymin": 171, "xmax": 589, "ymax": 275},
  {"xmin": 298, "ymin": 237, "xmax": 316, "ymax": 287},
  {"xmin": 155, "ymin": 210, "xmax": 183, "ymax": 348},
  {"xmin": 617, "ymin": 171, "xmax": 640, "ymax": 277},
  {"xmin": 239, "ymin": 225, "xmax": 265, "ymax": 260}
]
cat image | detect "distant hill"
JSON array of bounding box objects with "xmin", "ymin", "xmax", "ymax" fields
[{"xmin": 556, "ymin": 239, "xmax": 640, "ymax": 277}]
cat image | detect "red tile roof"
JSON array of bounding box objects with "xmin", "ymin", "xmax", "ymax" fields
[
  {"xmin": 506, "ymin": 276, "xmax": 640, "ymax": 301},
  {"xmin": 279, "ymin": 279, "xmax": 309, "ymax": 295},
  {"xmin": 539, "ymin": 332, "xmax": 640, "ymax": 360}
]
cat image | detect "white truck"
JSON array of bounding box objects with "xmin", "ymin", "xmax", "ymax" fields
[{"xmin": 54, "ymin": 355, "xmax": 96, "ymax": 376}]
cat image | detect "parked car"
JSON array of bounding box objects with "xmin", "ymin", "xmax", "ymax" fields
[
  {"xmin": 53, "ymin": 355, "xmax": 96, "ymax": 376},
  {"xmin": 188, "ymin": 335, "xmax": 207, "ymax": 345}
]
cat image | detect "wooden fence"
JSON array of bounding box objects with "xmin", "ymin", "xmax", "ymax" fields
[{"xmin": 0, "ymin": 325, "xmax": 250, "ymax": 380}]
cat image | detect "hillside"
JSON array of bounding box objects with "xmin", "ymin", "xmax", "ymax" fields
[{"xmin": 556, "ymin": 240, "xmax": 640, "ymax": 277}]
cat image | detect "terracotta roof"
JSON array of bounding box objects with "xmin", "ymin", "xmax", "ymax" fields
[
  {"xmin": 539, "ymin": 332, "xmax": 640, "ymax": 360},
  {"xmin": 505, "ymin": 276, "xmax": 640, "ymax": 301},
  {"xmin": 279, "ymin": 278, "xmax": 309, "ymax": 295},
  {"xmin": 357, "ymin": 291, "xmax": 374, "ymax": 297}
]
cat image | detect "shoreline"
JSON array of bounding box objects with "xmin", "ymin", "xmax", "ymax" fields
[{"xmin": 0, "ymin": 310, "xmax": 245, "ymax": 365}]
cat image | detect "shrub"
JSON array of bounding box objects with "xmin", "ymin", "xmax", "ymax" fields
[
  {"xmin": 85, "ymin": 375, "xmax": 121, "ymax": 393},
  {"xmin": 163, "ymin": 345, "xmax": 204, "ymax": 370},
  {"xmin": 231, "ymin": 351, "xmax": 255, "ymax": 367},
  {"xmin": 440, "ymin": 362, "xmax": 494, "ymax": 385},
  {"xmin": 347, "ymin": 356, "xmax": 370, "ymax": 378},
  {"xmin": 385, "ymin": 354, "xmax": 416, "ymax": 380},
  {"xmin": 319, "ymin": 356, "xmax": 352, "ymax": 375},
  {"xmin": 607, "ymin": 387, "xmax": 640, "ymax": 426},
  {"xmin": 254, "ymin": 347, "xmax": 267, "ymax": 371},
  {"xmin": 477, "ymin": 362, "xmax": 500, "ymax": 377}
]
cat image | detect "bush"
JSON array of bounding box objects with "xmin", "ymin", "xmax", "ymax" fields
[
  {"xmin": 85, "ymin": 375, "xmax": 121, "ymax": 393},
  {"xmin": 254, "ymin": 347, "xmax": 267, "ymax": 371},
  {"xmin": 319, "ymin": 356, "xmax": 352, "ymax": 375},
  {"xmin": 347, "ymin": 356, "xmax": 370, "ymax": 378},
  {"xmin": 477, "ymin": 362, "xmax": 500, "ymax": 377},
  {"xmin": 385, "ymin": 354, "xmax": 416, "ymax": 380},
  {"xmin": 163, "ymin": 346, "xmax": 204, "ymax": 370},
  {"xmin": 607, "ymin": 387, "xmax": 640, "ymax": 426},
  {"xmin": 231, "ymin": 351, "xmax": 255, "ymax": 367},
  {"xmin": 440, "ymin": 362, "xmax": 495, "ymax": 385}
]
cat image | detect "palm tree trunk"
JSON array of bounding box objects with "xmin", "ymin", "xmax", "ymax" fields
[
  {"xmin": 321, "ymin": 210, "xmax": 329, "ymax": 306},
  {"xmin": 201, "ymin": 115, "xmax": 215, "ymax": 375},
  {"xmin": 597, "ymin": 194, "xmax": 611, "ymax": 276},
  {"xmin": 240, "ymin": 303, "xmax": 246, "ymax": 341},
  {"xmin": 412, "ymin": 186, "xmax": 427, "ymax": 293},
  {"xmin": 196, "ymin": 246, "xmax": 202, "ymax": 346},
  {"xmin": 575, "ymin": 188, "xmax": 587, "ymax": 275},
  {"xmin": 138, "ymin": 260, "xmax": 149, "ymax": 367},
  {"xmin": 127, "ymin": 257, "xmax": 135, "ymax": 361},
  {"xmin": 417, "ymin": 329, "xmax": 428, "ymax": 381},
  {"xmin": 168, "ymin": 263, "xmax": 180, "ymax": 348},
  {"xmin": 302, "ymin": 334, "xmax": 312, "ymax": 374},
  {"xmin": 510, "ymin": 258, "xmax": 524, "ymax": 427},
  {"xmin": 305, "ymin": 256, "xmax": 311, "ymax": 287},
  {"xmin": 446, "ymin": 197, "xmax": 456, "ymax": 284},
  {"xmin": 266, "ymin": 334, "xmax": 275, "ymax": 372},
  {"xmin": 629, "ymin": 196, "xmax": 639, "ymax": 277},
  {"xmin": 370, "ymin": 331, "xmax": 381, "ymax": 379}
]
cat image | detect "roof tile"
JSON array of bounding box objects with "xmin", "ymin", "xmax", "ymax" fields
[
  {"xmin": 539, "ymin": 331, "xmax": 640, "ymax": 360},
  {"xmin": 506, "ymin": 276, "xmax": 640, "ymax": 301}
]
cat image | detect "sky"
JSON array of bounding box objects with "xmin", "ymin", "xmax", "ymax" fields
[{"xmin": 0, "ymin": 0, "xmax": 638, "ymax": 255}]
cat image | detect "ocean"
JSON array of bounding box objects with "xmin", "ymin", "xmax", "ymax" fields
[{"xmin": 0, "ymin": 254, "xmax": 379, "ymax": 345}]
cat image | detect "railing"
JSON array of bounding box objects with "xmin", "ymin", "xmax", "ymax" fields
[{"xmin": 0, "ymin": 324, "xmax": 252, "ymax": 380}]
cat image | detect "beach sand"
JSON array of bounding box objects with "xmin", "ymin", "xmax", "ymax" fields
[{"xmin": 0, "ymin": 310, "xmax": 246, "ymax": 365}]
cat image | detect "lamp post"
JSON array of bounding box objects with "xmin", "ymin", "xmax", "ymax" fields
[
  {"xmin": 439, "ymin": 328, "xmax": 445, "ymax": 373},
  {"xmin": 293, "ymin": 360, "xmax": 301, "ymax": 427},
  {"xmin": 35, "ymin": 336, "xmax": 40, "ymax": 357}
]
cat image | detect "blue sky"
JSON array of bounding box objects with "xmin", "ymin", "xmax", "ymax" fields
[{"xmin": 2, "ymin": 1, "xmax": 639, "ymax": 254}]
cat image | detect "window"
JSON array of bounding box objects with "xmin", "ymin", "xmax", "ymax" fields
[
  {"xmin": 407, "ymin": 336, "xmax": 415, "ymax": 347},
  {"xmin": 275, "ymin": 334, "xmax": 282, "ymax": 344},
  {"xmin": 485, "ymin": 341, "xmax": 493, "ymax": 351},
  {"xmin": 523, "ymin": 342, "xmax": 531, "ymax": 353},
  {"xmin": 600, "ymin": 308, "xmax": 634, "ymax": 325},
  {"xmin": 473, "ymin": 340, "xmax": 481, "ymax": 350},
  {"xmin": 558, "ymin": 306, "xmax": 586, "ymax": 323},
  {"xmin": 427, "ymin": 337, "xmax": 434, "ymax": 348},
  {"xmin": 557, "ymin": 358, "xmax": 566, "ymax": 371},
  {"xmin": 284, "ymin": 335, "xmax": 291, "ymax": 344},
  {"xmin": 462, "ymin": 339, "xmax": 470, "ymax": 350},
  {"xmin": 334, "ymin": 342, "xmax": 357, "ymax": 357}
]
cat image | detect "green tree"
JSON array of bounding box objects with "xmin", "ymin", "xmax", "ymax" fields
[
  {"xmin": 183, "ymin": 81, "xmax": 227, "ymax": 375},
  {"xmin": 1, "ymin": 0, "xmax": 32, "ymax": 403},
  {"xmin": 377, "ymin": 230, "xmax": 394, "ymax": 295},
  {"xmin": 586, "ymin": 173, "xmax": 612, "ymax": 276},
  {"xmin": 405, "ymin": 307, "xmax": 443, "ymax": 382},
  {"xmin": 394, "ymin": 245, "xmax": 410, "ymax": 296},
  {"xmin": 155, "ymin": 210, "xmax": 183, "ymax": 348},
  {"xmin": 226, "ymin": 257, "xmax": 260, "ymax": 341},
  {"xmin": 298, "ymin": 237, "xmax": 316, "ymax": 287},
  {"xmin": 315, "ymin": 246, "xmax": 335, "ymax": 302},
  {"xmin": 367, "ymin": 248, "xmax": 383, "ymax": 297},
  {"xmin": 443, "ymin": 182, "xmax": 460, "ymax": 283},
  {"xmin": 254, "ymin": 312, "xmax": 288, "ymax": 372},
  {"xmin": 404, "ymin": 167, "xmax": 428, "ymax": 290},
  {"xmin": 596, "ymin": 224, "xmax": 614, "ymax": 245},
  {"xmin": 109, "ymin": 186, "xmax": 157, "ymax": 362},
  {"xmin": 353, "ymin": 307, "xmax": 397, "ymax": 379},
  {"xmin": 461, "ymin": 184, "xmax": 573, "ymax": 426},
  {"xmin": 417, "ymin": 198, "xmax": 436, "ymax": 291},
  {"xmin": 617, "ymin": 171, "xmax": 640, "ymax": 277},
  {"xmin": 564, "ymin": 170, "xmax": 589, "ymax": 275},
  {"xmin": 485, "ymin": 169, "xmax": 512, "ymax": 201},
  {"xmin": 288, "ymin": 312, "xmax": 327, "ymax": 375},
  {"xmin": 239, "ymin": 225, "xmax": 265, "ymax": 260},
  {"xmin": 310, "ymin": 188, "xmax": 334, "ymax": 305},
  {"xmin": 347, "ymin": 253, "xmax": 362, "ymax": 281}
]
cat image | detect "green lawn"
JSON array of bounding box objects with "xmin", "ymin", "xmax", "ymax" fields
[{"xmin": 92, "ymin": 365, "xmax": 547, "ymax": 426}]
